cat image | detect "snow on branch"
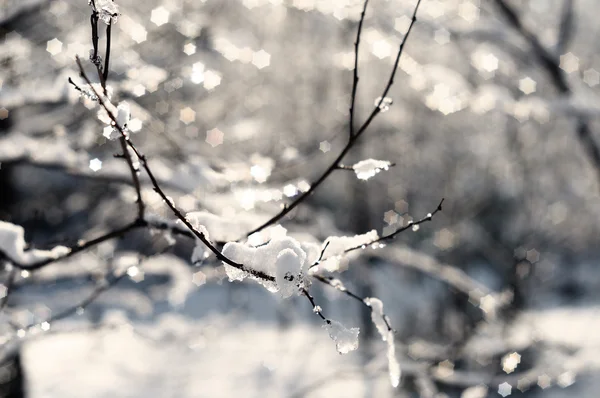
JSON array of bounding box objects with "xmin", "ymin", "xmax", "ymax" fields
[
  {"xmin": 323, "ymin": 319, "xmax": 360, "ymax": 354},
  {"xmin": 351, "ymin": 159, "xmax": 393, "ymax": 181},
  {"xmin": 0, "ymin": 221, "xmax": 70, "ymax": 266},
  {"xmin": 365, "ymin": 297, "xmax": 401, "ymax": 387},
  {"xmin": 221, "ymin": 237, "xmax": 310, "ymax": 298}
]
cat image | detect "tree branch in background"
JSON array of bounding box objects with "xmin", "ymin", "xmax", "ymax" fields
[
  {"xmin": 493, "ymin": 0, "xmax": 600, "ymax": 189},
  {"xmin": 556, "ymin": 0, "xmax": 575, "ymax": 55},
  {"xmin": 348, "ymin": 0, "xmax": 370, "ymax": 139}
]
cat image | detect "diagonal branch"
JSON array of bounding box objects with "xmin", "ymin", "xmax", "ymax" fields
[
  {"xmin": 349, "ymin": 0, "xmax": 370, "ymax": 139},
  {"xmin": 119, "ymin": 136, "xmax": 145, "ymax": 220}
]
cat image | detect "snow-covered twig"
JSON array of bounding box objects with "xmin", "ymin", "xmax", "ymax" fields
[{"xmin": 346, "ymin": 198, "xmax": 444, "ymax": 253}]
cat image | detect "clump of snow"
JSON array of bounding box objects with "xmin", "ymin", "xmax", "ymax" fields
[
  {"xmin": 365, "ymin": 297, "xmax": 400, "ymax": 387},
  {"xmin": 352, "ymin": 159, "xmax": 392, "ymax": 181},
  {"xmin": 275, "ymin": 249, "xmax": 304, "ymax": 298},
  {"xmin": 221, "ymin": 237, "xmax": 310, "ymax": 297},
  {"xmin": 0, "ymin": 221, "xmax": 70, "ymax": 266},
  {"xmin": 312, "ymin": 230, "xmax": 379, "ymax": 272},
  {"xmin": 90, "ymin": 0, "xmax": 120, "ymax": 25},
  {"xmin": 324, "ymin": 320, "xmax": 359, "ymax": 354},
  {"xmin": 365, "ymin": 298, "xmax": 388, "ymax": 337}
]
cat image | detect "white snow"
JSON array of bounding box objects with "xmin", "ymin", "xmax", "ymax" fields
[
  {"xmin": 352, "ymin": 159, "xmax": 392, "ymax": 181},
  {"xmin": 92, "ymin": 0, "xmax": 120, "ymax": 25},
  {"xmin": 275, "ymin": 248, "xmax": 306, "ymax": 298},
  {"xmin": 221, "ymin": 237, "xmax": 310, "ymax": 297},
  {"xmin": 365, "ymin": 297, "xmax": 401, "ymax": 387},
  {"xmin": 0, "ymin": 221, "xmax": 70, "ymax": 265},
  {"xmin": 323, "ymin": 319, "xmax": 360, "ymax": 354}
]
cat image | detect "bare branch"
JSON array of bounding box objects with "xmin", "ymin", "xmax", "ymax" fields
[
  {"xmin": 556, "ymin": 0, "xmax": 575, "ymax": 55},
  {"xmin": 349, "ymin": 0, "xmax": 370, "ymax": 139},
  {"xmin": 103, "ymin": 21, "xmax": 112, "ymax": 84}
]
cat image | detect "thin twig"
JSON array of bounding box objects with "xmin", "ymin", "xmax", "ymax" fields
[
  {"xmin": 119, "ymin": 136, "xmax": 145, "ymax": 220},
  {"xmin": 20, "ymin": 271, "xmax": 127, "ymax": 333},
  {"xmin": 302, "ymin": 288, "xmax": 328, "ymax": 322},
  {"xmin": 313, "ymin": 274, "xmax": 394, "ymax": 331},
  {"xmin": 347, "ymin": 198, "xmax": 444, "ymax": 252},
  {"xmin": 103, "ymin": 21, "xmax": 111, "ymax": 84},
  {"xmin": 12, "ymin": 219, "xmax": 144, "ymax": 271},
  {"xmin": 349, "ymin": 0, "xmax": 370, "ymax": 139}
]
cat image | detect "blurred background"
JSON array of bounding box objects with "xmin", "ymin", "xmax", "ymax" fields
[{"xmin": 1, "ymin": 0, "xmax": 600, "ymax": 396}]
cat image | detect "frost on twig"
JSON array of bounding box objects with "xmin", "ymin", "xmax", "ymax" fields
[
  {"xmin": 365, "ymin": 297, "xmax": 401, "ymax": 387},
  {"xmin": 323, "ymin": 319, "xmax": 359, "ymax": 354},
  {"xmin": 311, "ymin": 230, "xmax": 379, "ymax": 273},
  {"xmin": 70, "ymin": 80, "xmax": 113, "ymax": 103},
  {"xmin": 221, "ymin": 237, "xmax": 310, "ymax": 297},
  {"xmin": 352, "ymin": 159, "xmax": 393, "ymax": 181},
  {"xmin": 0, "ymin": 221, "xmax": 71, "ymax": 266}
]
